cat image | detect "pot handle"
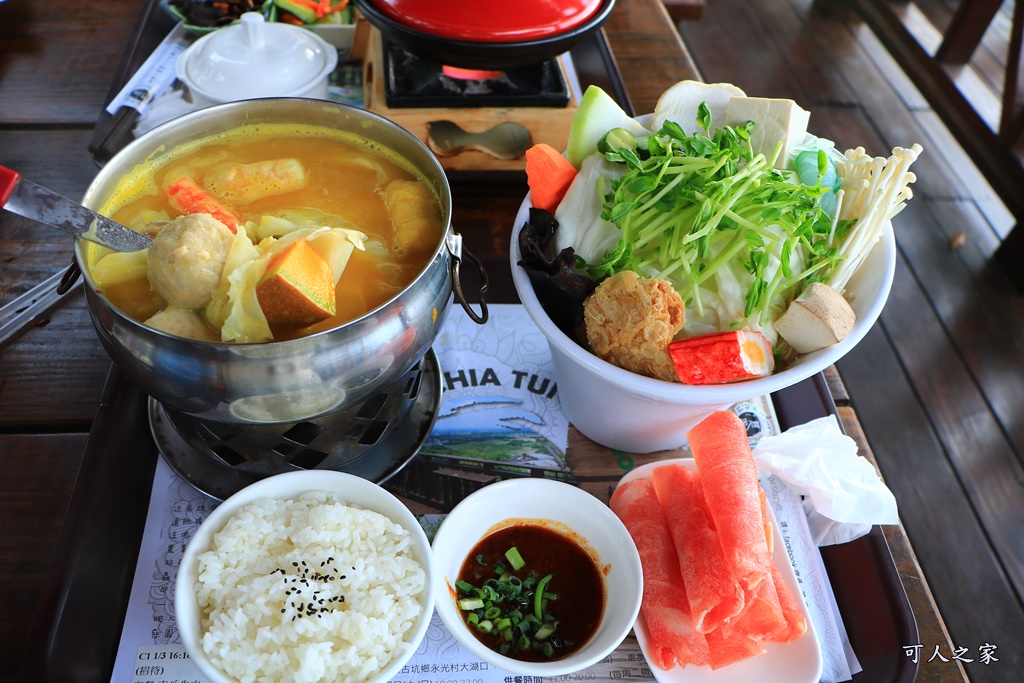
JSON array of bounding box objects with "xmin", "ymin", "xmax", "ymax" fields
[{"xmin": 446, "ymin": 233, "xmax": 489, "ymax": 325}]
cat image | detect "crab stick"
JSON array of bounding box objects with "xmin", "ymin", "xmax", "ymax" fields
[
  {"xmin": 669, "ymin": 330, "xmax": 774, "ymax": 384},
  {"xmin": 165, "ymin": 174, "xmax": 241, "ymax": 232}
]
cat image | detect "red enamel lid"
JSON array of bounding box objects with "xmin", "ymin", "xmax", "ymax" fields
[{"xmin": 369, "ymin": 0, "xmax": 605, "ymax": 42}]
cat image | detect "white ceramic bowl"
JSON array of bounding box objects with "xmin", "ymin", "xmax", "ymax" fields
[
  {"xmin": 175, "ymin": 470, "xmax": 435, "ymax": 683},
  {"xmin": 432, "ymin": 478, "xmax": 643, "ymax": 676},
  {"xmin": 510, "ymin": 198, "xmax": 896, "ymax": 454},
  {"xmin": 176, "ymin": 12, "xmax": 338, "ymax": 107}
]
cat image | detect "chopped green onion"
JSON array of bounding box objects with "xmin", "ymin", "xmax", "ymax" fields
[
  {"xmin": 534, "ymin": 574, "xmax": 553, "ymax": 620},
  {"xmin": 534, "ymin": 622, "xmax": 557, "ymax": 640},
  {"xmin": 458, "ymin": 597, "xmax": 485, "ymax": 611},
  {"xmin": 455, "ymin": 545, "xmax": 570, "ymax": 659},
  {"xmin": 504, "ymin": 547, "xmax": 526, "ymax": 571}
]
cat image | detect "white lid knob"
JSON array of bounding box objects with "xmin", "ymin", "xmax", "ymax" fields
[{"xmin": 241, "ymin": 12, "xmax": 266, "ymax": 51}]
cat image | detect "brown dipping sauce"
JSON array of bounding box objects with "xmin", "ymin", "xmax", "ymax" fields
[{"xmin": 456, "ymin": 523, "xmax": 605, "ymax": 662}]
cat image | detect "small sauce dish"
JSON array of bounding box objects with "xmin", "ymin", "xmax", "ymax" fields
[{"xmin": 431, "ymin": 478, "xmax": 643, "ymax": 676}]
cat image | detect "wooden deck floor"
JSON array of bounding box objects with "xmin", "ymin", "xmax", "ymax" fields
[{"xmin": 671, "ymin": 1, "xmax": 1023, "ymax": 682}]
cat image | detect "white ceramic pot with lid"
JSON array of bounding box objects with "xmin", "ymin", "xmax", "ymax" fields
[{"xmin": 176, "ymin": 12, "xmax": 338, "ymax": 107}]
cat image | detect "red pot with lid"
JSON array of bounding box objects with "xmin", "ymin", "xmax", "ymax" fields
[{"xmin": 354, "ymin": 0, "xmax": 615, "ymax": 69}]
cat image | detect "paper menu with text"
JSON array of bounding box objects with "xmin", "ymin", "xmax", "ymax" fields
[{"xmin": 109, "ymin": 304, "xmax": 854, "ymax": 683}]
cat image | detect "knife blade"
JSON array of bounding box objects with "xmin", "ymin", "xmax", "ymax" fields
[{"xmin": 0, "ymin": 165, "xmax": 151, "ymax": 252}]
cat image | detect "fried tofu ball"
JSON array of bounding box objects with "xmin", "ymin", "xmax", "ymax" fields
[
  {"xmin": 147, "ymin": 213, "xmax": 234, "ymax": 310},
  {"xmin": 584, "ymin": 270, "xmax": 687, "ymax": 381}
]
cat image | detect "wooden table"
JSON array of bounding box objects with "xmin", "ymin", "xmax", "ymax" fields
[{"xmin": 0, "ymin": 1, "xmax": 966, "ymax": 681}]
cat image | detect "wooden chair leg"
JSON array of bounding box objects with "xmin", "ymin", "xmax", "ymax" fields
[
  {"xmin": 995, "ymin": 223, "xmax": 1024, "ymax": 293},
  {"xmin": 999, "ymin": 0, "xmax": 1024, "ymax": 144},
  {"xmin": 662, "ymin": 0, "xmax": 704, "ymax": 23},
  {"xmin": 934, "ymin": 0, "xmax": 1004, "ymax": 65}
]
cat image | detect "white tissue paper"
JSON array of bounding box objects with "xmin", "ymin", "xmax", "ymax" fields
[{"xmin": 752, "ymin": 415, "xmax": 899, "ymax": 546}]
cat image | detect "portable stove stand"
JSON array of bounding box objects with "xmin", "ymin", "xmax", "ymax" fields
[
  {"xmin": 360, "ymin": 28, "xmax": 580, "ymax": 172},
  {"xmin": 149, "ymin": 350, "xmax": 444, "ymax": 501}
]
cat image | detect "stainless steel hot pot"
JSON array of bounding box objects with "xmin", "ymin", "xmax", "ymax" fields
[{"xmin": 76, "ymin": 98, "xmax": 486, "ymax": 424}]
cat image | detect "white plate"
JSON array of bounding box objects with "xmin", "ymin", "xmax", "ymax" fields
[{"xmin": 617, "ymin": 459, "xmax": 824, "ymax": 683}]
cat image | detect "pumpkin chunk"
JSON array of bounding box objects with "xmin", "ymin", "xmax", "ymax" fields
[{"xmin": 255, "ymin": 240, "xmax": 336, "ymax": 328}]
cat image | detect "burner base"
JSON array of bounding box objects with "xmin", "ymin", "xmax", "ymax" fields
[
  {"xmin": 362, "ymin": 29, "xmax": 579, "ymax": 171},
  {"xmin": 149, "ymin": 350, "xmax": 442, "ymax": 501},
  {"xmin": 382, "ymin": 38, "xmax": 570, "ymax": 109}
]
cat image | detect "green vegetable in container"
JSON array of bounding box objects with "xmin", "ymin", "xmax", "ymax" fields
[{"xmin": 575, "ymin": 102, "xmax": 855, "ymax": 340}]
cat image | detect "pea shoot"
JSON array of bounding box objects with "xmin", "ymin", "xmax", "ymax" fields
[{"xmin": 584, "ymin": 103, "xmax": 855, "ymax": 331}]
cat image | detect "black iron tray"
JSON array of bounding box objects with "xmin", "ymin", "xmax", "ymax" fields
[{"xmin": 26, "ymin": 1, "xmax": 917, "ymax": 679}]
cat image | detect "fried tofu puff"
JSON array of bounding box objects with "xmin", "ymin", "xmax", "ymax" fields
[
  {"xmin": 382, "ymin": 179, "xmax": 443, "ymax": 256},
  {"xmin": 583, "ymin": 270, "xmax": 686, "ymax": 381}
]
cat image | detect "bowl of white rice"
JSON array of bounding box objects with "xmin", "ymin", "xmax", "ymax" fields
[{"xmin": 175, "ymin": 470, "xmax": 434, "ymax": 683}]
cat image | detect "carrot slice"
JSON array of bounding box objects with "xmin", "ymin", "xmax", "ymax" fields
[
  {"xmin": 610, "ymin": 477, "xmax": 711, "ymax": 669},
  {"xmin": 686, "ymin": 411, "xmax": 774, "ymax": 592},
  {"xmin": 650, "ymin": 464, "xmax": 745, "ymax": 634},
  {"xmin": 525, "ymin": 143, "xmax": 578, "ymax": 213}
]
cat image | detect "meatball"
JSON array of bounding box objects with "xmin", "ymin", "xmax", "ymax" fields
[
  {"xmin": 583, "ymin": 270, "xmax": 687, "ymax": 382},
  {"xmin": 147, "ymin": 213, "xmax": 234, "ymax": 310}
]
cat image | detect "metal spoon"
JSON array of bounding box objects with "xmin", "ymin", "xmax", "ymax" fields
[{"xmin": 0, "ymin": 165, "xmax": 151, "ymax": 252}]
